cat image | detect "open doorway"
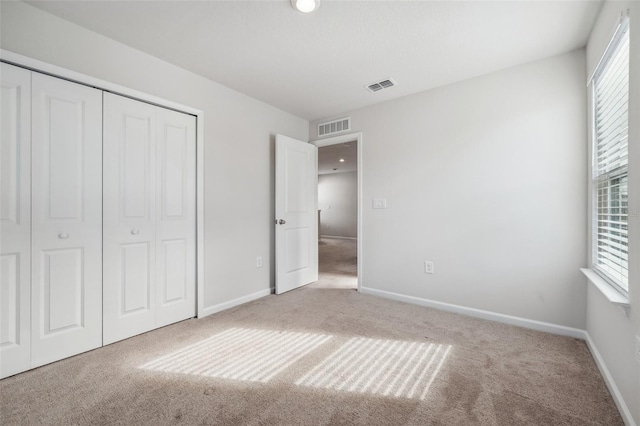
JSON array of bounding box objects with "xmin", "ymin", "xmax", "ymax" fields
[{"xmin": 313, "ymin": 137, "xmax": 359, "ymax": 290}]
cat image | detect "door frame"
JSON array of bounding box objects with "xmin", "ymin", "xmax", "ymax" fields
[
  {"xmin": 0, "ymin": 49, "xmax": 207, "ymax": 318},
  {"xmin": 311, "ymin": 132, "xmax": 363, "ymax": 292}
]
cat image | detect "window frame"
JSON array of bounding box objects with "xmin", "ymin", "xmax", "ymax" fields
[{"xmin": 590, "ymin": 16, "xmax": 630, "ymax": 296}]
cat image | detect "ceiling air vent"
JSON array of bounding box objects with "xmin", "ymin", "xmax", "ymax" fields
[
  {"xmin": 365, "ymin": 78, "xmax": 397, "ymax": 93},
  {"xmin": 318, "ymin": 117, "xmax": 350, "ymax": 137}
]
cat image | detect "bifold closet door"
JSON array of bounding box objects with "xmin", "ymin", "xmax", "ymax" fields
[
  {"xmin": 30, "ymin": 73, "xmax": 103, "ymax": 368},
  {"xmin": 103, "ymin": 93, "xmax": 195, "ymax": 345},
  {"xmin": 0, "ymin": 63, "xmax": 31, "ymax": 378},
  {"xmin": 103, "ymin": 94, "xmax": 157, "ymax": 344},
  {"xmin": 154, "ymin": 107, "xmax": 196, "ymax": 328}
]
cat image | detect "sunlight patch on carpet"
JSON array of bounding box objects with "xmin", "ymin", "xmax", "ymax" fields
[
  {"xmin": 296, "ymin": 337, "xmax": 452, "ymax": 400},
  {"xmin": 138, "ymin": 327, "xmax": 331, "ymax": 383}
]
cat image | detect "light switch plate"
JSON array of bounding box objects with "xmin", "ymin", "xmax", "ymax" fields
[{"xmin": 372, "ymin": 198, "xmax": 387, "ymax": 209}]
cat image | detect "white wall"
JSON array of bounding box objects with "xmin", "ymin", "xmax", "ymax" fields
[
  {"xmin": 318, "ymin": 172, "xmax": 358, "ymax": 238},
  {"xmin": 586, "ymin": 1, "xmax": 640, "ymax": 423},
  {"xmin": 311, "ymin": 50, "xmax": 588, "ymax": 329},
  {"xmin": 0, "ymin": 2, "xmax": 309, "ymax": 312}
]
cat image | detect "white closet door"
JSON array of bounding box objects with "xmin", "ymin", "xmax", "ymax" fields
[
  {"xmin": 103, "ymin": 93, "xmax": 157, "ymax": 344},
  {"xmin": 155, "ymin": 107, "xmax": 196, "ymax": 327},
  {"xmin": 103, "ymin": 94, "xmax": 195, "ymax": 344},
  {"xmin": 30, "ymin": 73, "xmax": 103, "ymax": 367},
  {"xmin": 0, "ymin": 64, "xmax": 31, "ymax": 378}
]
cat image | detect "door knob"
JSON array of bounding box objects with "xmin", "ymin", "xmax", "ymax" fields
[
  {"xmin": 131, "ymin": 229, "xmax": 140, "ymax": 235},
  {"xmin": 278, "ymin": 219, "xmax": 286, "ymax": 225},
  {"xmin": 58, "ymin": 233, "xmax": 69, "ymax": 239}
]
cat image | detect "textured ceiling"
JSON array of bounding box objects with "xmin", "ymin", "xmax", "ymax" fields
[{"xmin": 26, "ymin": 0, "xmax": 602, "ymax": 121}]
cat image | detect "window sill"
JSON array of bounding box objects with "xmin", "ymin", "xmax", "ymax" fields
[{"xmin": 581, "ymin": 268, "xmax": 630, "ymax": 317}]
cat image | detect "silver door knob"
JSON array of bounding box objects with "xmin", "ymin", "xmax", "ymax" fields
[
  {"xmin": 131, "ymin": 229, "xmax": 140, "ymax": 235},
  {"xmin": 58, "ymin": 233, "xmax": 69, "ymax": 239},
  {"xmin": 278, "ymin": 219, "xmax": 286, "ymax": 225}
]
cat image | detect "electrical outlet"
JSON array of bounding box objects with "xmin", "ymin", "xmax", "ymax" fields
[
  {"xmin": 256, "ymin": 256, "xmax": 263, "ymax": 268},
  {"xmin": 424, "ymin": 261, "xmax": 434, "ymax": 274},
  {"xmin": 635, "ymin": 335, "xmax": 640, "ymax": 365},
  {"xmin": 372, "ymin": 198, "xmax": 387, "ymax": 209}
]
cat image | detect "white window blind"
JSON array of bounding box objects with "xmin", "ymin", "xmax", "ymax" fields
[{"xmin": 592, "ymin": 19, "xmax": 630, "ymax": 293}]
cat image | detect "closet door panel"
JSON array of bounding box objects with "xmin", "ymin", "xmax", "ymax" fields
[
  {"xmin": 31, "ymin": 72, "xmax": 102, "ymax": 368},
  {"xmin": 41, "ymin": 248, "xmax": 84, "ymax": 332},
  {"xmin": 155, "ymin": 108, "xmax": 196, "ymax": 327},
  {"xmin": 103, "ymin": 93, "xmax": 156, "ymax": 345},
  {"xmin": 0, "ymin": 63, "xmax": 31, "ymax": 378},
  {"xmin": 121, "ymin": 242, "xmax": 151, "ymax": 313}
]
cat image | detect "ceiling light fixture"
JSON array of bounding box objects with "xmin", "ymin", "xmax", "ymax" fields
[
  {"xmin": 291, "ymin": 0, "xmax": 320, "ymax": 13},
  {"xmin": 339, "ymin": 158, "xmax": 345, "ymax": 162}
]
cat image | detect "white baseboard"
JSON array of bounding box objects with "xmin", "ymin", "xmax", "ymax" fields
[
  {"xmin": 320, "ymin": 235, "xmax": 357, "ymax": 240},
  {"xmin": 583, "ymin": 333, "xmax": 637, "ymax": 426},
  {"xmin": 199, "ymin": 288, "xmax": 272, "ymax": 318},
  {"xmin": 360, "ymin": 287, "xmax": 586, "ymax": 338},
  {"xmin": 360, "ymin": 286, "xmax": 637, "ymax": 425}
]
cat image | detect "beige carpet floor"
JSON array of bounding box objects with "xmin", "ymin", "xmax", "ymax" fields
[
  {"xmin": 0, "ymin": 239, "xmax": 622, "ymax": 425},
  {"xmin": 314, "ymin": 237, "xmax": 357, "ymax": 289}
]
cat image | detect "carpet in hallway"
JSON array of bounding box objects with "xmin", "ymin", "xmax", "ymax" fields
[{"xmin": 314, "ymin": 237, "xmax": 357, "ymax": 290}]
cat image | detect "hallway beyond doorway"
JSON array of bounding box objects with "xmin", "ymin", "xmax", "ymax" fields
[{"xmin": 311, "ymin": 237, "xmax": 357, "ymax": 290}]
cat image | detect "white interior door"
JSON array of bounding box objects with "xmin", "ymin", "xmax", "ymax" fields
[
  {"xmin": 0, "ymin": 63, "xmax": 31, "ymax": 378},
  {"xmin": 30, "ymin": 72, "xmax": 103, "ymax": 368},
  {"xmin": 103, "ymin": 93, "xmax": 157, "ymax": 344},
  {"xmin": 154, "ymin": 107, "xmax": 196, "ymax": 328},
  {"xmin": 275, "ymin": 134, "xmax": 318, "ymax": 294}
]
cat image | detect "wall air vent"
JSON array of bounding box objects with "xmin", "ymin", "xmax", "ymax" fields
[
  {"xmin": 318, "ymin": 117, "xmax": 351, "ymax": 137},
  {"xmin": 365, "ymin": 78, "xmax": 397, "ymax": 93}
]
